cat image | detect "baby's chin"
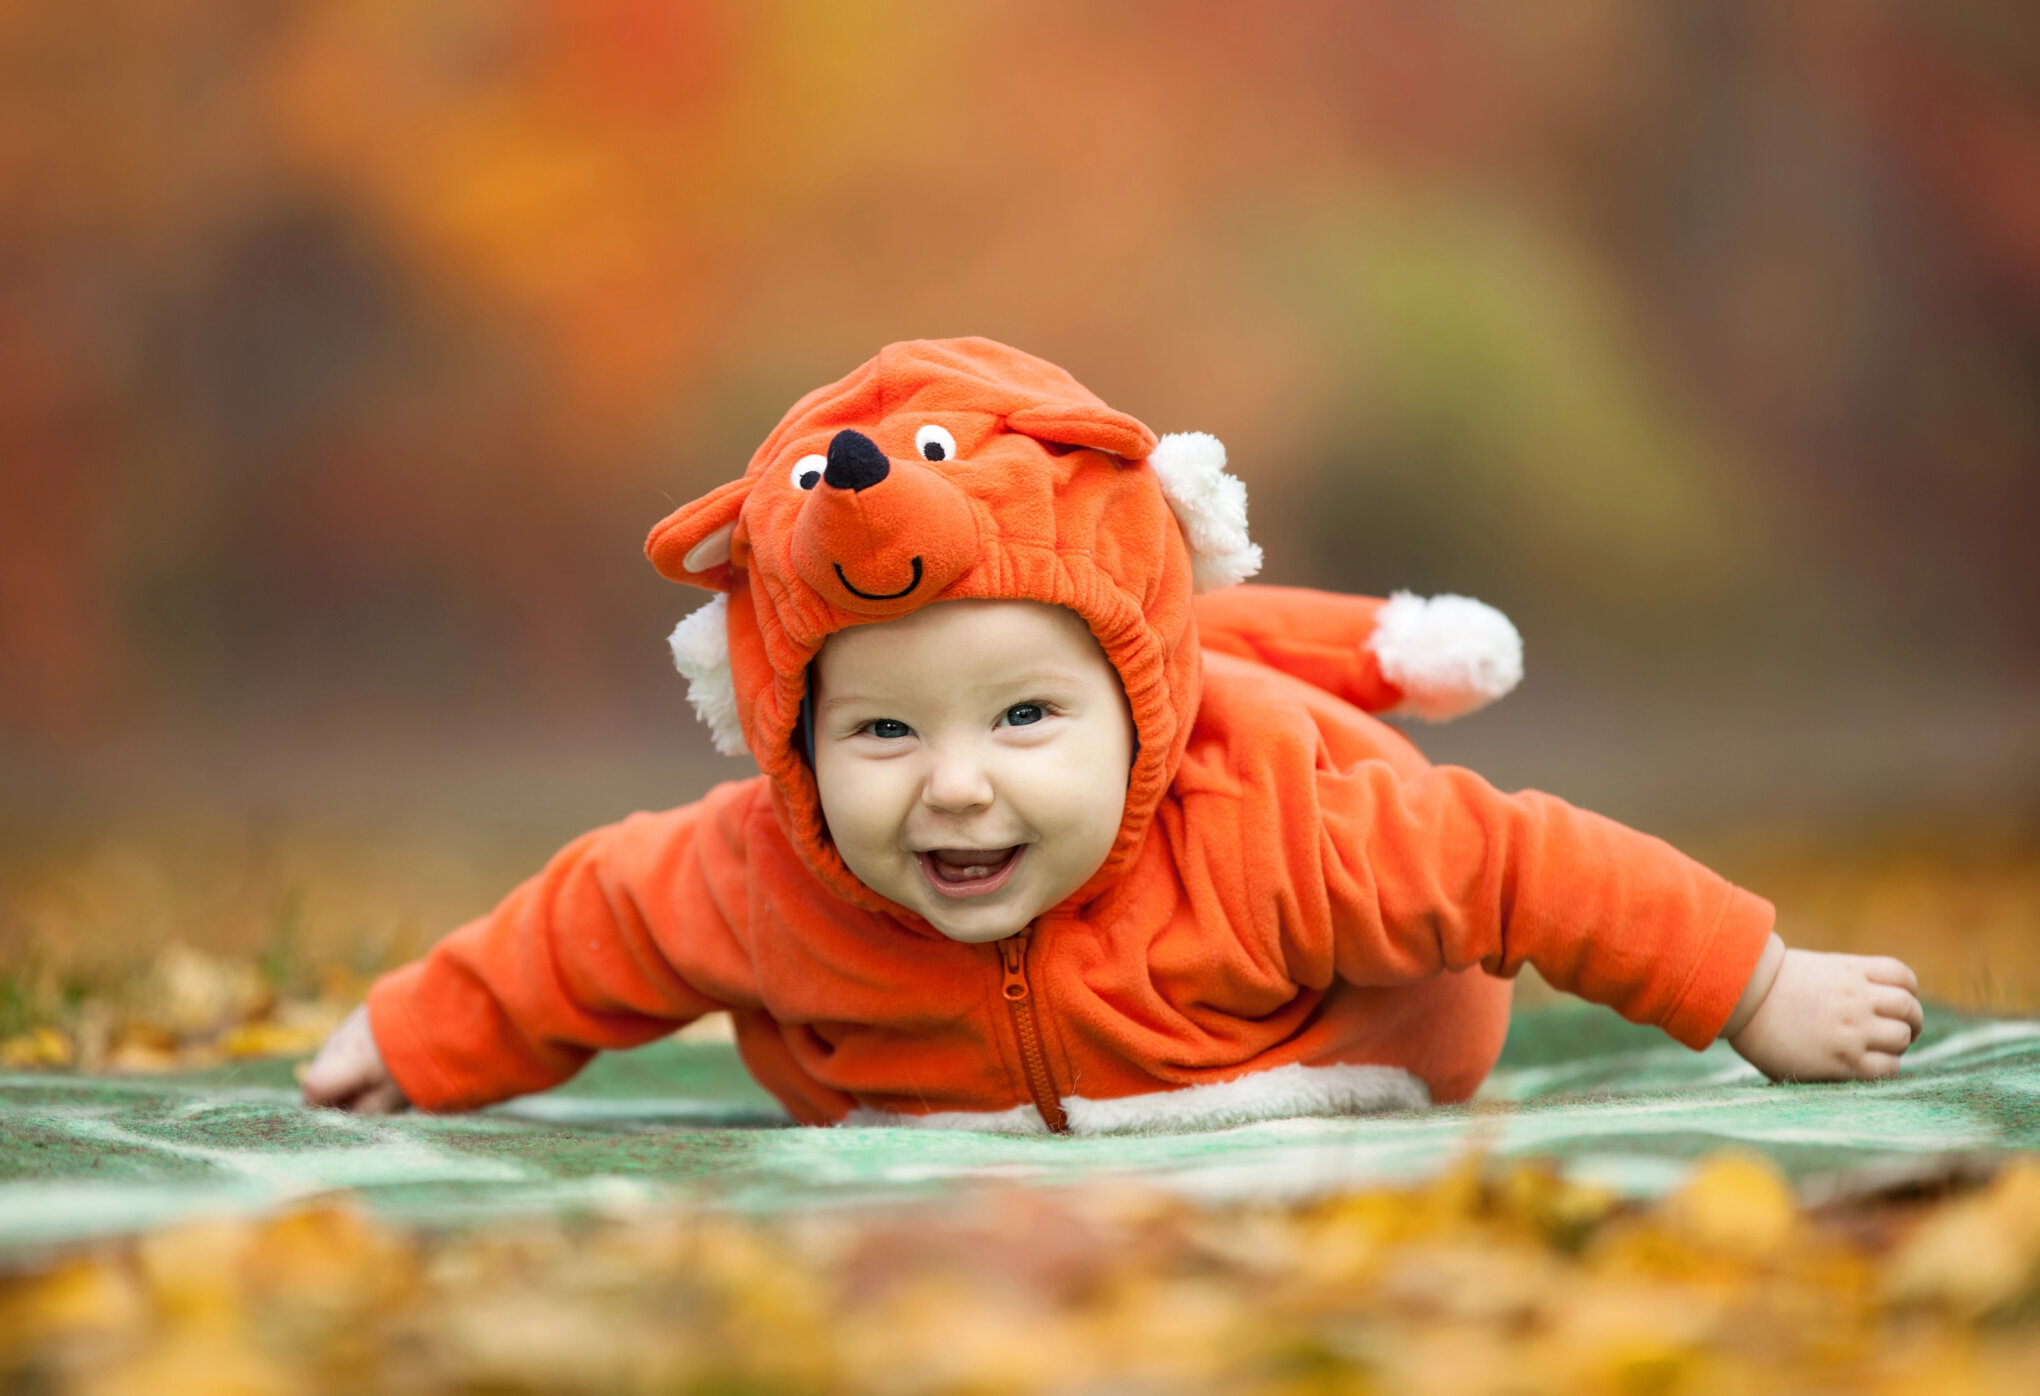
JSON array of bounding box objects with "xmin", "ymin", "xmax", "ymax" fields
[
  {"xmin": 904, "ymin": 875, "xmax": 1056, "ymax": 944},
  {"xmin": 908, "ymin": 876, "xmax": 1046, "ymax": 943},
  {"xmin": 925, "ymin": 917, "xmax": 1031, "ymax": 944}
]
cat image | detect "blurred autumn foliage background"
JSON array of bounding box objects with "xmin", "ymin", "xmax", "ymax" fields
[{"xmin": 2, "ymin": 0, "xmax": 2039, "ymax": 1028}]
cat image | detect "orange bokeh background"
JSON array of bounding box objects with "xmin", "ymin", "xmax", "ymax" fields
[{"xmin": 3, "ymin": 0, "xmax": 2036, "ymax": 845}]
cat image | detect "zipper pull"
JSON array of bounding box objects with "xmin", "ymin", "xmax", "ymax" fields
[{"xmin": 998, "ymin": 935, "xmax": 1029, "ymax": 1002}]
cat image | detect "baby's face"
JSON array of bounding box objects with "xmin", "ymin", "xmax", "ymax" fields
[{"xmin": 811, "ymin": 600, "xmax": 1134, "ymax": 943}]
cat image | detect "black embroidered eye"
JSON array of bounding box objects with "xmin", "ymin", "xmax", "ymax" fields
[
  {"xmin": 789, "ymin": 454, "xmax": 824, "ymax": 490},
  {"xmin": 915, "ymin": 424, "xmax": 956, "ymax": 462}
]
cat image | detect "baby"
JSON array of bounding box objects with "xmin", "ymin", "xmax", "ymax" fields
[{"xmin": 304, "ymin": 338, "xmax": 1923, "ymax": 1131}]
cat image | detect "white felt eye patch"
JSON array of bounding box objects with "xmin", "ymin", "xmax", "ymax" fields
[{"xmin": 915, "ymin": 424, "xmax": 957, "ymax": 462}]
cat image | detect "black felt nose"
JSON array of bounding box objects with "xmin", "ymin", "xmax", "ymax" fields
[{"xmin": 824, "ymin": 429, "xmax": 890, "ymax": 492}]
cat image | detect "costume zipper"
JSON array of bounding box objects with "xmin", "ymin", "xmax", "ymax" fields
[{"xmin": 998, "ymin": 932, "xmax": 1068, "ymax": 1134}]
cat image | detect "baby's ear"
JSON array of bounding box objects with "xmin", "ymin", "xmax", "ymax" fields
[
  {"xmin": 1005, "ymin": 400, "xmax": 1158, "ymax": 461},
  {"xmin": 646, "ymin": 476, "xmax": 752, "ymax": 590}
]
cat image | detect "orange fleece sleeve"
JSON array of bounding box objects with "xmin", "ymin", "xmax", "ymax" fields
[
  {"xmin": 1314, "ymin": 761, "xmax": 1776, "ymax": 1049},
  {"xmin": 1194, "ymin": 585, "xmax": 1404, "ymax": 713},
  {"xmin": 366, "ymin": 782, "xmax": 759, "ymax": 1111}
]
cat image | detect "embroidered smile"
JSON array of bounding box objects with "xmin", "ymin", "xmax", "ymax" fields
[
  {"xmin": 834, "ymin": 557, "xmax": 923, "ymax": 601},
  {"xmin": 916, "ymin": 846, "xmax": 1024, "ymax": 899}
]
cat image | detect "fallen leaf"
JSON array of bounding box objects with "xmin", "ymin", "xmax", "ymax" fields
[
  {"xmin": 0, "ymin": 1255, "xmax": 146, "ymax": 1345},
  {"xmin": 0, "ymin": 1025, "xmax": 74, "ymax": 1068},
  {"xmin": 218, "ymin": 1022, "xmax": 327, "ymax": 1060},
  {"xmin": 1655, "ymin": 1151, "xmax": 1799, "ymax": 1263},
  {"xmin": 1884, "ymin": 1158, "xmax": 2040, "ymax": 1315}
]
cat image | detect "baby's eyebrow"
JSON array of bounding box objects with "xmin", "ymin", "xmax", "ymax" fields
[
  {"xmin": 814, "ymin": 670, "xmax": 1088, "ymax": 714},
  {"xmin": 995, "ymin": 670, "xmax": 1091, "ymax": 695},
  {"xmin": 814, "ymin": 691, "xmax": 890, "ymax": 714}
]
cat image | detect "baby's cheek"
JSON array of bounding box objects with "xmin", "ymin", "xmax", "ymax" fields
[
  {"xmin": 816, "ymin": 763, "xmax": 895, "ymax": 858},
  {"xmin": 1057, "ymin": 784, "xmax": 1126, "ymax": 878}
]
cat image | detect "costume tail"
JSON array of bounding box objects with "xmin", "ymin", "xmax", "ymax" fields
[{"xmin": 1193, "ymin": 585, "xmax": 1522, "ymax": 722}]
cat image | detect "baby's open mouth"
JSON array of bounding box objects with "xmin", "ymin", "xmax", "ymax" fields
[{"xmin": 916, "ymin": 846, "xmax": 1024, "ymax": 899}]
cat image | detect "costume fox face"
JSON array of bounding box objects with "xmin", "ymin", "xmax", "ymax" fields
[{"xmin": 645, "ymin": 337, "xmax": 1261, "ymax": 915}]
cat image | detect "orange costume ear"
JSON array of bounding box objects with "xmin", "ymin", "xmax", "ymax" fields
[
  {"xmin": 648, "ymin": 475, "xmax": 754, "ymax": 757},
  {"xmin": 646, "ymin": 475, "xmax": 752, "ymax": 591},
  {"xmin": 1005, "ymin": 400, "xmax": 1159, "ymax": 461}
]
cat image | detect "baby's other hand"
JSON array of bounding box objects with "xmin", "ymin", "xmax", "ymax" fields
[
  {"xmin": 300, "ymin": 1005, "xmax": 411, "ymax": 1114},
  {"xmin": 1728, "ymin": 949, "xmax": 1923, "ymax": 1082}
]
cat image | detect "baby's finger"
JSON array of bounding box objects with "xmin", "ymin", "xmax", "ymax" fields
[
  {"xmin": 301, "ymin": 1033, "xmax": 368, "ymax": 1085},
  {"xmin": 1863, "ymin": 957, "xmax": 1919, "ymax": 993},
  {"xmin": 1860, "ymin": 1049, "xmax": 1903, "ymax": 1080},
  {"xmin": 299, "ymin": 1007, "xmax": 374, "ymax": 1105},
  {"xmin": 1872, "ymin": 986, "xmax": 1925, "ymax": 1043},
  {"xmin": 299, "ymin": 1060, "xmax": 361, "ymax": 1107},
  {"xmin": 1865, "ymin": 1014, "xmax": 1915, "ymax": 1057},
  {"xmin": 353, "ymin": 1081, "xmax": 410, "ymax": 1116}
]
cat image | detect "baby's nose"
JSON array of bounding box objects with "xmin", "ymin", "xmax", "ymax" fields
[
  {"xmin": 824, "ymin": 429, "xmax": 890, "ymax": 492},
  {"xmin": 922, "ymin": 744, "xmax": 995, "ymax": 814}
]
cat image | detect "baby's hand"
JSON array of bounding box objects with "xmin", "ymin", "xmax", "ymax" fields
[
  {"xmin": 1728, "ymin": 945, "xmax": 1923, "ymax": 1082},
  {"xmin": 300, "ymin": 1005, "xmax": 411, "ymax": 1114}
]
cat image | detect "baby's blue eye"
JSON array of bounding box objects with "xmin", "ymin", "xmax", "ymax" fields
[
  {"xmin": 1004, "ymin": 704, "xmax": 1044, "ymax": 727},
  {"xmin": 867, "ymin": 719, "xmax": 911, "ymax": 739}
]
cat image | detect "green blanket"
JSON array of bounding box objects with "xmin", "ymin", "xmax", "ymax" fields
[{"xmin": 2, "ymin": 1005, "xmax": 2033, "ymax": 1253}]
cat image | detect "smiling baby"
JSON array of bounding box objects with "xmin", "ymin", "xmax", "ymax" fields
[{"xmin": 304, "ymin": 338, "xmax": 1922, "ymax": 1132}]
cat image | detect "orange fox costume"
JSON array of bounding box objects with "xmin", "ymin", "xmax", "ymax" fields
[{"xmin": 367, "ymin": 338, "xmax": 1775, "ymax": 1133}]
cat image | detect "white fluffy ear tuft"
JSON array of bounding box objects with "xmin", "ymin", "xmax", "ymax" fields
[
  {"xmin": 667, "ymin": 594, "xmax": 749, "ymax": 756},
  {"xmin": 1148, "ymin": 431, "xmax": 1263, "ymax": 593},
  {"xmin": 1368, "ymin": 591, "xmax": 1523, "ymax": 722}
]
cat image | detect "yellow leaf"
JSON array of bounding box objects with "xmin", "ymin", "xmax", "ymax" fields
[
  {"xmin": 1492, "ymin": 1160, "xmax": 1620, "ymax": 1246},
  {"xmin": 0, "ymin": 1255, "xmax": 146, "ymax": 1344},
  {"xmin": 1655, "ymin": 1151, "xmax": 1798, "ymax": 1263},
  {"xmin": 135, "ymin": 1218, "xmax": 256, "ymax": 1325},
  {"xmin": 244, "ymin": 1204, "xmax": 414, "ymax": 1312},
  {"xmin": 218, "ymin": 1021, "xmax": 327, "ymax": 1060},
  {"xmin": 1884, "ymin": 1159, "xmax": 2040, "ymax": 1315},
  {"xmin": 78, "ymin": 1326, "xmax": 303, "ymax": 1396},
  {"xmin": 0, "ymin": 1025, "xmax": 74, "ymax": 1068},
  {"xmin": 101, "ymin": 1039, "xmax": 181, "ymax": 1074}
]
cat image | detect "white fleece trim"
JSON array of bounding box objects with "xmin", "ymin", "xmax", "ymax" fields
[
  {"xmin": 839, "ymin": 1101, "xmax": 1051, "ymax": 1135},
  {"xmin": 667, "ymin": 594, "xmax": 748, "ymax": 757},
  {"xmin": 1148, "ymin": 431, "xmax": 1263, "ymax": 593},
  {"xmin": 1061, "ymin": 1063, "xmax": 1429, "ymax": 1135},
  {"xmin": 1367, "ymin": 590, "xmax": 1523, "ymax": 722},
  {"xmin": 838, "ymin": 1064, "xmax": 1429, "ymax": 1136}
]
